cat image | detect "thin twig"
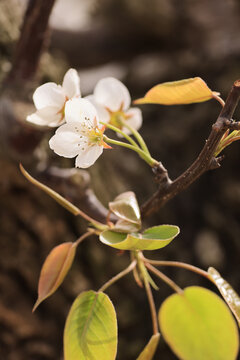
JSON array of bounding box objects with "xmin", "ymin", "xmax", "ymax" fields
[
  {"xmin": 143, "ymin": 258, "xmax": 210, "ymax": 280},
  {"xmin": 75, "ymin": 230, "xmax": 96, "ymax": 246},
  {"xmin": 145, "ymin": 263, "xmax": 183, "ymax": 294},
  {"xmin": 140, "ymin": 263, "xmax": 159, "ymax": 334},
  {"xmin": 141, "ymin": 80, "xmax": 240, "ymax": 217},
  {"xmin": 98, "ymin": 260, "xmax": 137, "ymax": 293}
]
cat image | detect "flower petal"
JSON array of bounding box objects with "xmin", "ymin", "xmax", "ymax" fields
[
  {"xmin": 33, "ymin": 83, "xmax": 65, "ymax": 110},
  {"xmin": 85, "ymin": 95, "xmax": 110, "ymax": 123},
  {"xmin": 75, "ymin": 145, "xmax": 103, "ymax": 168},
  {"xmin": 94, "ymin": 77, "xmax": 131, "ymax": 112},
  {"xmin": 124, "ymin": 107, "xmax": 142, "ymax": 131},
  {"xmin": 49, "ymin": 123, "xmax": 88, "ymax": 158},
  {"xmin": 62, "ymin": 68, "xmax": 81, "ymax": 99},
  {"xmin": 117, "ymin": 107, "xmax": 143, "ymax": 137},
  {"xmin": 65, "ymin": 98, "xmax": 99, "ymax": 127},
  {"xmin": 26, "ymin": 106, "xmax": 63, "ymax": 127}
]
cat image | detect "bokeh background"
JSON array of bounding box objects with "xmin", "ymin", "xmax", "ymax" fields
[{"xmin": 1, "ymin": 0, "xmax": 240, "ymax": 359}]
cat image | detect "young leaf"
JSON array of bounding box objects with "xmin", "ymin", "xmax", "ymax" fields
[
  {"xmin": 159, "ymin": 286, "xmax": 239, "ymax": 360},
  {"xmin": 99, "ymin": 225, "xmax": 179, "ymax": 251},
  {"xmin": 208, "ymin": 267, "xmax": 240, "ymax": 326},
  {"xmin": 64, "ymin": 291, "xmax": 118, "ymax": 360},
  {"xmin": 33, "ymin": 242, "xmax": 77, "ymax": 311},
  {"xmin": 137, "ymin": 333, "xmax": 160, "ymax": 360},
  {"xmin": 135, "ymin": 77, "xmax": 220, "ymax": 105},
  {"xmin": 109, "ymin": 191, "xmax": 141, "ymax": 227}
]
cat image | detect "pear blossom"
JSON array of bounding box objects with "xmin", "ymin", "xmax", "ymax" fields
[
  {"xmin": 86, "ymin": 77, "xmax": 142, "ymax": 136},
  {"xmin": 49, "ymin": 98, "xmax": 111, "ymax": 168},
  {"xmin": 27, "ymin": 69, "xmax": 81, "ymax": 127}
]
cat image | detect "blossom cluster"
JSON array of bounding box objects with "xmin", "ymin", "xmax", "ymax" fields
[{"xmin": 27, "ymin": 69, "xmax": 142, "ymax": 168}]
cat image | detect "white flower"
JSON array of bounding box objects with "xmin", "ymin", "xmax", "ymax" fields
[
  {"xmin": 86, "ymin": 77, "xmax": 142, "ymax": 135},
  {"xmin": 27, "ymin": 68, "xmax": 81, "ymax": 127},
  {"xmin": 49, "ymin": 98, "xmax": 111, "ymax": 168}
]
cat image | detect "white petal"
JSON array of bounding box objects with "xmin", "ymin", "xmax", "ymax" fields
[
  {"xmin": 94, "ymin": 77, "xmax": 131, "ymax": 112},
  {"xmin": 65, "ymin": 98, "xmax": 99, "ymax": 127},
  {"xmin": 49, "ymin": 123, "xmax": 88, "ymax": 158},
  {"xmin": 125, "ymin": 107, "xmax": 142, "ymax": 131},
  {"xmin": 62, "ymin": 68, "xmax": 81, "ymax": 99},
  {"xmin": 26, "ymin": 106, "xmax": 63, "ymax": 127},
  {"xmin": 33, "ymin": 83, "xmax": 65, "ymax": 110},
  {"xmin": 85, "ymin": 95, "xmax": 110, "ymax": 123},
  {"xmin": 75, "ymin": 145, "xmax": 103, "ymax": 168}
]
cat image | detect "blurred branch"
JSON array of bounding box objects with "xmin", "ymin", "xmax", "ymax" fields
[
  {"xmin": 141, "ymin": 80, "xmax": 240, "ymax": 218},
  {"xmin": 38, "ymin": 167, "xmax": 116, "ymax": 224},
  {"xmin": 7, "ymin": 0, "xmax": 56, "ymax": 83}
]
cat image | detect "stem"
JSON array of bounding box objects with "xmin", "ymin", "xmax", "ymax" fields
[
  {"xmin": 120, "ymin": 119, "xmax": 151, "ymax": 155},
  {"xmin": 145, "ymin": 263, "xmax": 183, "ymax": 294},
  {"xmin": 101, "ymin": 122, "xmax": 139, "ymax": 148},
  {"xmin": 212, "ymin": 94, "xmax": 225, "ymax": 107},
  {"xmin": 98, "ymin": 260, "xmax": 137, "ymax": 292},
  {"xmin": 19, "ymin": 164, "xmax": 107, "ymax": 231},
  {"xmin": 143, "ymin": 258, "xmax": 210, "ymax": 280},
  {"xmin": 104, "ymin": 136, "xmax": 158, "ymax": 167},
  {"xmin": 138, "ymin": 259, "xmax": 159, "ymax": 334},
  {"xmin": 75, "ymin": 230, "xmax": 96, "ymax": 246}
]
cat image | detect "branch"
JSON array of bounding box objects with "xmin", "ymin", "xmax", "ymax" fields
[
  {"xmin": 141, "ymin": 80, "xmax": 240, "ymax": 218},
  {"xmin": 7, "ymin": 0, "xmax": 56, "ymax": 83},
  {"xmin": 38, "ymin": 166, "xmax": 117, "ymax": 224}
]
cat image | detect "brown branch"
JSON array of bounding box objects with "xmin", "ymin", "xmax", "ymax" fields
[
  {"xmin": 7, "ymin": 0, "xmax": 56, "ymax": 84},
  {"xmin": 141, "ymin": 80, "xmax": 240, "ymax": 218},
  {"xmin": 38, "ymin": 166, "xmax": 117, "ymax": 224}
]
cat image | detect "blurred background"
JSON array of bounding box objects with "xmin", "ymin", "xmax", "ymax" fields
[{"xmin": 1, "ymin": 0, "xmax": 240, "ymax": 359}]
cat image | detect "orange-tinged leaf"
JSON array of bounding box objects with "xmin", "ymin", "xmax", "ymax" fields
[
  {"xmin": 137, "ymin": 333, "xmax": 160, "ymax": 360},
  {"xmin": 33, "ymin": 242, "xmax": 77, "ymax": 311},
  {"xmin": 135, "ymin": 77, "xmax": 220, "ymax": 105}
]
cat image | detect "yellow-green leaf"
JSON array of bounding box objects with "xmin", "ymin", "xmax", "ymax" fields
[
  {"xmin": 135, "ymin": 77, "xmax": 220, "ymax": 105},
  {"xmin": 109, "ymin": 191, "xmax": 141, "ymax": 228},
  {"xmin": 208, "ymin": 267, "xmax": 240, "ymax": 327},
  {"xmin": 33, "ymin": 242, "xmax": 77, "ymax": 311},
  {"xmin": 64, "ymin": 291, "xmax": 117, "ymax": 360},
  {"xmin": 159, "ymin": 286, "xmax": 239, "ymax": 360},
  {"xmin": 137, "ymin": 333, "xmax": 160, "ymax": 360},
  {"xmin": 99, "ymin": 225, "xmax": 179, "ymax": 250}
]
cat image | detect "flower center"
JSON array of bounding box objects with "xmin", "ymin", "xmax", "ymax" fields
[
  {"xmin": 88, "ymin": 126, "xmax": 104, "ymax": 145},
  {"xmin": 109, "ymin": 111, "xmax": 126, "ymax": 129}
]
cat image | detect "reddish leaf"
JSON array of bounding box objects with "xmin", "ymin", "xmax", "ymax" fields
[{"xmin": 33, "ymin": 242, "xmax": 77, "ymax": 311}]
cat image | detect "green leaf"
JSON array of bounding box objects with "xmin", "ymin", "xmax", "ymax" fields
[
  {"xmin": 159, "ymin": 286, "xmax": 239, "ymax": 360},
  {"xmin": 109, "ymin": 191, "xmax": 141, "ymax": 228},
  {"xmin": 64, "ymin": 291, "xmax": 117, "ymax": 360},
  {"xmin": 135, "ymin": 77, "xmax": 220, "ymax": 105},
  {"xmin": 99, "ymin": 225, "xmax": 179, "ymax": 250},
  {"xmin": 33, "ymin": 242, "xmax": 77, "ymax": 312},
  {"xmin": 208, "ymin": 267, "xmax": 240, "ymax": 327},
  {"xmin": 137, "ymin": 333, "xmax": 160, "ymax": 360}
]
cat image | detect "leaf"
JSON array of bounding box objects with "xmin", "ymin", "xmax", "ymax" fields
[
  {"xmin": 20, "ymin": 164, "xmax": 80, "ymax": 216},
  {"xmin": 208, "ymin": 267, "xmax": 240, "ymax": 326},
  {"xmin": 135, "ymin": 77, "xmax": 220, "ymax": 105},
  {"xmin": 137, "ymin": 333, "xmax": 160, "ymax": 360},
  {"xmin": 159, "ymin": 286, "xmax": 239, "ymax": 360},
  {"xmin": 99, "ymin": 225, "xmax": 180, "ymax": 251},
  {"xmin": 113, "ymin": 219, "xmax": 141, "ymax": 233},
  {"xmin": 64, "ymin": 291, "xmax": 118, "ymax": 360},
  {"xmin": 109, "ymin": 191, "xmax": 141, "ymax": 227},
  {"xmin": 33, "ymin": 242, "xmax": 77, "ymax": 311}
]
